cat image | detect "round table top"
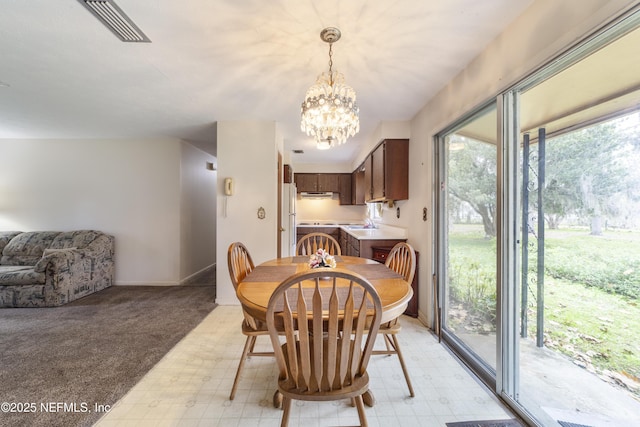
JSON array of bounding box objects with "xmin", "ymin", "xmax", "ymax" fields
[{"xmin": 236, "ymin": 255, "xmax": 412, "ymax": 323}]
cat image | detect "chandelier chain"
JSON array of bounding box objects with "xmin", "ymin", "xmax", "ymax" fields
[{"xmin": 328, "ymin": 43, "xmax": 334, "ymax": 85}]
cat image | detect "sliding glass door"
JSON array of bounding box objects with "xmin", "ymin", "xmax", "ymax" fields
[
  {"xmin": 510, "ymin": 20, "xmax": 640, "ymax": 426},
  {"xmin": 438, "ymin": 103, "xmax": 499, "ymax": 385},
  {"xmin": 435, "ymin": 8, "xmax": 640, "ymax": 426}
]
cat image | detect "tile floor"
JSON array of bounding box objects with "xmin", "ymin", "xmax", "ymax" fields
[{"xmin": 94, "ymin": 306, "xmax": 515, "ymax": 427}]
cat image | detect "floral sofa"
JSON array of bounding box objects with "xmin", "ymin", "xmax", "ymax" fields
[{"xmin": 0, "ymin": 230, "xmax": 114, "ymax": 307}]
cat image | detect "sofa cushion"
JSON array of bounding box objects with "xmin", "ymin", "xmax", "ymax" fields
[
  {"xmin": 50, "ymin": 230, "xmax": 100, "ymax": 250},
  {"xmin": 0, "ymin": 283, "xmax": 47, "ymax": 307},
  {"xmin": 0, "ymin": 231, "xmax": 22, "ymax": 257},
  {"xmin": 0, "ymin": 266, "xmax": 45, "ymax": 285},
  {"xmin": 43, "ymin": 247, "xmax": 77, "ymax": 256},
  {"xmin": 0, "ymin": 231, "xmax": 61, "ymax": 266}
]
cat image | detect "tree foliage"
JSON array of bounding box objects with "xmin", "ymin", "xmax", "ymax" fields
[
  {"xmin": 447, "ymin": 113, "xmax": 640, "ymax": 235},
  {"xmin": 448, "ymin": 136, "xmax": 497, "ymax": 237},
  {"xmin": 539, "ymin": 117, "xmax": 640, "ymax": 233}
]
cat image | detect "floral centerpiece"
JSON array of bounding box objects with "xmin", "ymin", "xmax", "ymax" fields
[{"xmin": 309, "ymin": 248, "xmax": 337, "ymax": 269}]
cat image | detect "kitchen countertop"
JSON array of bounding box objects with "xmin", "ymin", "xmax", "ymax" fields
[{"xmin": 297, "ymin": 222, "xmax": 407, "ymax": 241}]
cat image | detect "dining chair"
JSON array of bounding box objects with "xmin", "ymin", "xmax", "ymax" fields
[
  {"xmin": 372, "ymin": 242, "xmax": 416, "ymax": 398},
  {"xmin": 295, "ymin": 232, "xmax": 342, "ymax": 256},
  {"xmin": 266, "ymin": 269, "xmax": 382, "ymax": 427},
  {"xmin": 227, "ymin": 242, "xmax": 274, "ymax": 401}
]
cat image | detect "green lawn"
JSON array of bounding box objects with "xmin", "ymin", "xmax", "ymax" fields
[
  {"xmin": 448, "ymin": 225, "xmax": 640, "ymax": 394},
  {"xmin": 541, "ymin": 276, "xmax": 640, "ymax": 381}
]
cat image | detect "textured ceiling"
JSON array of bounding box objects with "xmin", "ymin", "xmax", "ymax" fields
[{"xmin": 0, "ymin": 0, "xmax": 532, "ymax": 163}]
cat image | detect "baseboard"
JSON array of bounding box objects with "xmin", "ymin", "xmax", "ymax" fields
[
  {"xmin": 215, "ymin": 297, "xmax": 240, "ymax": 306},
  {"xmin": 114, "ymin": 263, "xmax": 216, "ymax": 287},
  {"xmin": 180, "ymin": 263, "xmax": 216, "ymax": 285},
  {"xmin": 417, "ymin": 310, "xmax": 431, "ymax": 329},
  {"xmin": 114, "ymin": 282, "xmax": 179, "ymax": 286}
]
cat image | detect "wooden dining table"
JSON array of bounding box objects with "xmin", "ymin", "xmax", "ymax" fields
[
  {"xmin": 236, "ymin": 255, "xmax": 413, "ymax": 324},
  {"xmin": 236, "ymin": 254, "xmax": 413, "ymax": 408}
]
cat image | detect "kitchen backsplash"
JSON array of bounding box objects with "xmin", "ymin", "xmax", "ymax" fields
[{"xmin": 296, "ymin": 195, "xmax": 366, "ymax": 223}]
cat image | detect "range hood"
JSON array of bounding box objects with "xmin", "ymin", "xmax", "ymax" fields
[{"xmin": 300, "ymin": 191, "xmax": 333, "ymax": 199}]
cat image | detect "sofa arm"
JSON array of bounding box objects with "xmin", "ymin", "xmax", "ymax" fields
[
  {"xmin": 81, "ymin": 234, "xmax": 115, "ymax": 261},
  {"xmin": 77, "ymin": 234, "xmax": 115, "ymax": 287},
  {"xmin": 34, "ymin": 249, "xmax": 80, "ymax": 273}
]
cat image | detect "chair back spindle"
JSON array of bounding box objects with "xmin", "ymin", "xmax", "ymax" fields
[
  {"xmin": 228, "ymin": 242, "xmax": 255, "ymax": 289},
  {"xmin": 267, "ymin": 269, "xmax": 381, "ymax": 397},
  {"xmin": 385, "ymin": 242, "xmax": 416, "ymax": 284},
  {"xmin": 227, "ymin": 242, "xmax": 261, "ymax": 331},
  {"xmin": 296, "ymin": 232, "xmax": 342, "ymax": 256}
]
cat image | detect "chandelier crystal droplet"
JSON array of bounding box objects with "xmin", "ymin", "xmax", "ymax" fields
[{"xmin": 300, "ymin": 27, "xmax": 359, "ymax": 149}]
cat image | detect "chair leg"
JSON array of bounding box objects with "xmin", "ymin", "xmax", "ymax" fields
[
  {"xmin": 273, "ymin": 390, "xmax": 283, "ymax": 409},
  {"xmin": 383, "ymin": 333, "xmax": 392, "ymax": 354},
  {"xmin": 354, "ymin": 395, "xmax": 368, "ymax": 427},
  {"xmin": 280, "ymin": 396, "xmax": 292, "ymax": 427},
  {"xmin": 362, "ymin": 389, "xmax": 376, "ymax": 407},
  {"xmin": 391, "ymin": 334, "xmax": 415, "ymax": 397},
  {"xmin": 229, "ymin": 335, "xmax": 254, "ymax": 400},
  {"xmin": 249, "ymin": 334, "xmax": 258, "ymax": 352}
]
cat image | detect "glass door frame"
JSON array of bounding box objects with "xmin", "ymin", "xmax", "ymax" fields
[
  {"xmin": 496, "ymin": 89, "xmax": 527, "ymax": 419},
  {"xmin": 435, "ymin": 100, "xmax": 500, "ymax": 390}
]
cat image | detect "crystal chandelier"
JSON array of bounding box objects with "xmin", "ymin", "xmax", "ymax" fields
[{"xmin": 301, "ymin": 27, "xmax": 359, "ymax": 150}]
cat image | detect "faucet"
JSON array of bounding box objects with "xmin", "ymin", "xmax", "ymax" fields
[{"xmin": 364, "ymin": 217, "xmax": 377, "ymax": 229}]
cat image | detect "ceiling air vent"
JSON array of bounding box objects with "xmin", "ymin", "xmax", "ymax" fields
[
  {"xmin": 293, "ymin": 149, "xmax": 304, "ymax": 154},
  {"xmin": 78, "ymin": 0, "xmax": 150, "ymax": 42}
]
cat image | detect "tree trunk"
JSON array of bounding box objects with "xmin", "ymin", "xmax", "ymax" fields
[
  {"xmin": 590, "ymin": 216, "xmax": 603, "ymax": 235},
  {"xmin": 477, "ymin": 204, "xmax": 496, "ymax": 237},
  {"xmin": 547, "ymin": 214, "xmax": 561, "ymax": 229}
]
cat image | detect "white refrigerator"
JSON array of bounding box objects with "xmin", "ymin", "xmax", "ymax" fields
[{"xmin": 281, "ymin": 183, "xmax": 297, "ymax": 257}]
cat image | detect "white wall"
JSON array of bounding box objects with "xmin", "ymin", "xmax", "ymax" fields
[
  {"xmin": 406, "ymin": 0, "xmax": 638, "ymax": 327},
  {"xmin": 0, "ymin": 138, "xmax": 216, "ymax": 285},
  {"xmin": 180, "ymin": 142, "xmax": 217, "ymax": 281},
  {"xmin": 216, "ymin": 121, "xmax": 281, "ymax": 305}
]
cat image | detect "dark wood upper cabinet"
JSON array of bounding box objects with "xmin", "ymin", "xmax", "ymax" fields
[
  {"xmin": 352, "ymin": 169, "xmax": 365, "ymax": 205},
  {"xmin": 338, "ymin": 173, "xmax": 352, "ymax": 205},
  {"xmin": 294, "ymin": 173, "xmax": 319, "ymax": 192},
  {"xmin": 283, "ymin": 164, "xmax": 293, "ymax": 183},
  {"xmin": 294, "ymin": 173, "xmax": 350, "ymax": 204},
  {"xmin": 371, "ymin": 143, "xmax": 385, "ymax": 200},
  {"xmin": 294, "ymin": 139, "xmax": 407, "ymax": 205},
  {"xmin": 317, "ymin": 174, "xmax": 340, "ymax": 192},
  {"xmin": 365, "ymin": 139, "xmax": 409, "ymax": 203},
  {"xmin": 363, "ymin": 155, "xmax": 373, "ymax": 202}
]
